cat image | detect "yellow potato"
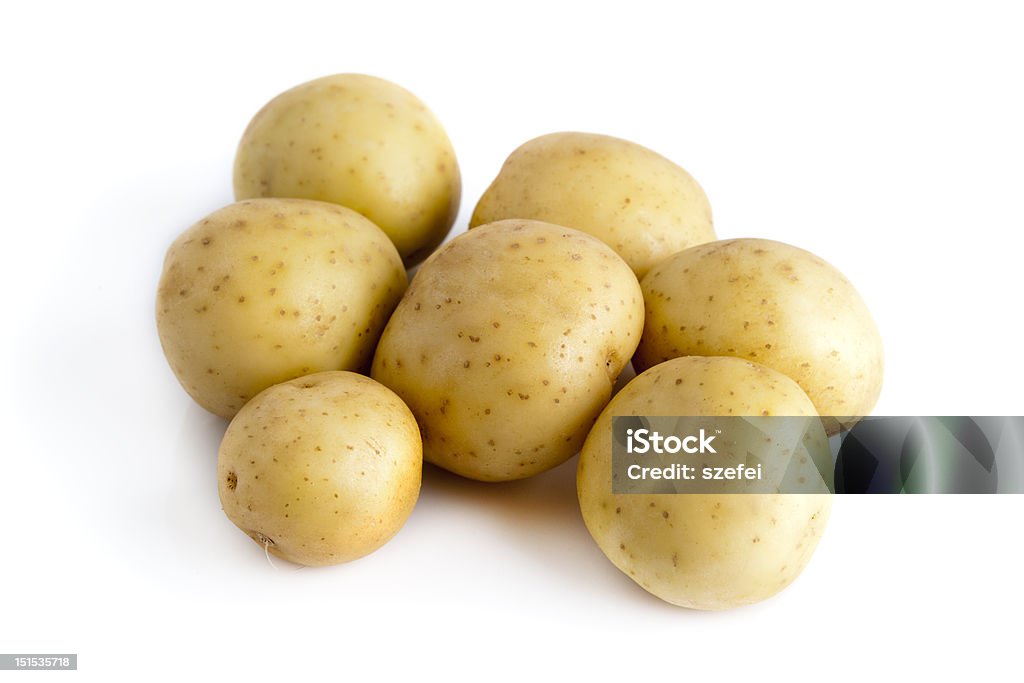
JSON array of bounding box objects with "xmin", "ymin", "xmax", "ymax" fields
[
  {"xmin": 218, "ymin": 371, "xmax": 422, "ymax": 566},
  {"xmin": 635, "ymin": 238, "xmax": 883, "ymax": 422},
  {"xmin": 470, "ymin": 132, "xmax": 715, "ymax": 278},
  {"xmin": 371, "ymin": 219, "xmax": 643, "ymax": 481},
  {"xmin": 233, "ymin": 73, "xmax": 461, "ymax": 265},
  {"xmin": 577, "ymin": 356, "xmax": 832, "ymax": 609},
  {"xmin": 156, "ymin": 198, "xmax": 406, "ymax": 418}
]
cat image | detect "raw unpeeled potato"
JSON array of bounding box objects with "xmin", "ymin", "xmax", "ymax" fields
[
  {"xmin": 233, "ymin": 73, "xmax": 461, "ymax": 265},
  {"xmin": 217, "ymin": 371, "xmax": 422, "ymax": 567},
  {"xmin": 577, "ymin": 356, "xmax": 832, "ymax": 610},
  {"xmin": 371, "ymin": 219, "xmax": 643, "ymax": 481},
  {"xmin": 470, "ymin": 132, "xmax": 715, "ymax": 278},
  {"xmin": 635, "ymin": 238, "xmax": 883, "ymax": 422},
  {"xmin": 156, "ymin": 198, "xmax": 406, "ymax": 418}
]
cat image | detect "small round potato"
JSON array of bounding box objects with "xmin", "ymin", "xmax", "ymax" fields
[
  {"xmin": 634, "ymin": 238, "xmax": 884, "ymax": 421},
  {"xmin": 156, "ymin": 198, "xmax": 406, "ymax": 418},
  {"xmin": 577, "ymin": 356, "xmax": 832, "ymax": 610},
  {"xmin": 371, "ymin": 219, "xmax": 644, "ymax": 481},
  {"xmin": 218, "ymin": 372, "xmax": 422, "ymax": 566},
  {"xmin": 470, "ymin": 132, "xmax": 715, "ymax": 278},
  {"xmin": 233, "ymin": 73, "xmax": 461, "ymax": 265}
]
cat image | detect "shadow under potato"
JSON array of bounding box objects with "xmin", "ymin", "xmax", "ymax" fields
[
  {"xmin": 419, "ymin": 455, "xmax": 678, "ymax": 610},
  {"xmin": 418, "ymin": 454, "xmax": 787, "ymax": 615},
  {"xmin": 420, "ymin": 457, "xmax": 589, "ymax": 565}
]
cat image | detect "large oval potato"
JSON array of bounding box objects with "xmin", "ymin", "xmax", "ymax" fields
[
  {"xmin": 156, "ymin": 198, "xmax": 406, "ymax": 418},
  {"xmin": 218, "ymin": 371, "xmax": 422, "ymax": 566},
  {"xmin": 233, "ymin": 73, "xmax": 461, "ymax": 265},
  {"xmin": 635, "ymin": 238, "xmax": 884, "ymax": 421},
  {"xmin": 577, "ymin": 356, "xmax": 832, "ymax": 610},
  {"xmin": 470, "ymin": 132, "xmax": 715, "ymax": 278},
  {"xmin": 371, "ymin": 219, "xmax": 644, "ymax": 481}
]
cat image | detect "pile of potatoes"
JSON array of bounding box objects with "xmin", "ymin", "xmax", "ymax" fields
[{"xmin": 156, "ymin": 73, "xmax": 883, "ymax": 609}]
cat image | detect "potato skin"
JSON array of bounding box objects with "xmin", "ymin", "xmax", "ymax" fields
[
  {"xmin": 634, "ymin": 238, "xmax": 884, "ymax": 421},
  {"xmin": 577, "ymin": 356, "xmax": 832, "ymax": 610},
  {"xmin": 470, "ymin": 132, "xmax": 715, "ymax": 278},
  {"xmin": 217, "ymin": 372, "xmax": 422, "ymax": 567},
  {"xmin": 233, "ymin": 73, "xmax": 461, "ymax": 266},
  {"xmin": 371, "ymin": 219, "xmax": 644, "ymax": 482},
  {"xmin": 156, "ymin": 198, "xmax": 406, "ymax": 418}
]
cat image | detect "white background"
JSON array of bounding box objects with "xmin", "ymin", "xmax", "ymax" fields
[{"xmin": 3, "ymin": 1, "xmax": 1023, "ymax": 680}]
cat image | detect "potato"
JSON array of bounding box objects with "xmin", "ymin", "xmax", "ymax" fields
[
  {"xmin": 156, "ymin": 198, "xmax": 406, "ymax": 418},
  {"xmin": 577, "ymin": 356, "xmax": 832, "ymax": 610},
  {"xmin": 634, "ymin": 238, "xmax": 883, "ymax": 422},
  {"xmin": 470, "ymin": 132, "xmax": 715, "ymax": 278},
  {"xmin": 233, "ymin": 73, "xmax": 461, "ymax": 265},
  {"xmin": 217, "ymin": 371, "xmax": 421, "ymax": 566},
  {"xmin": 371, "ymin": 219, "xmax": 643, "ymax": 481}
]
